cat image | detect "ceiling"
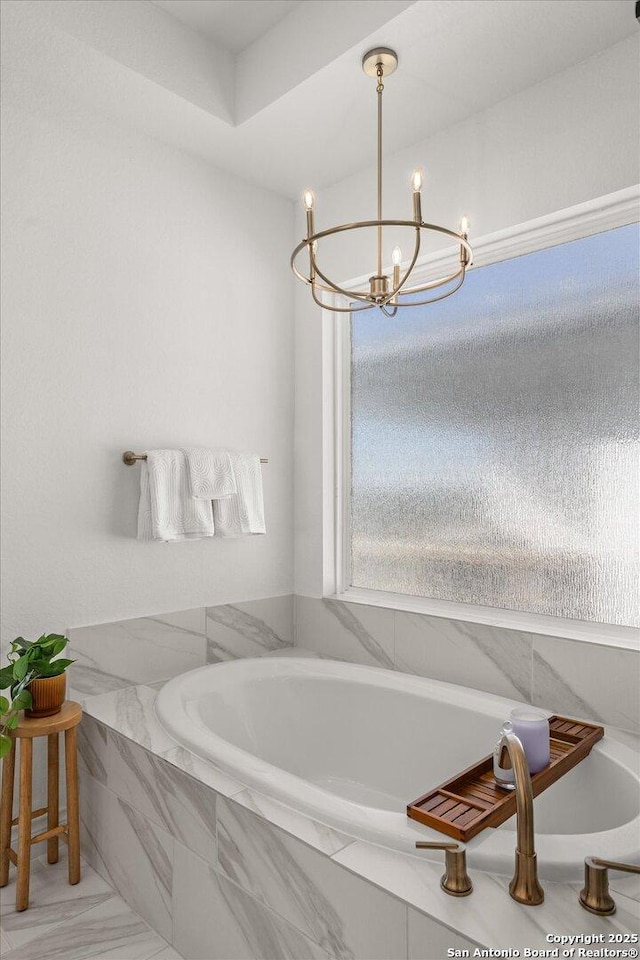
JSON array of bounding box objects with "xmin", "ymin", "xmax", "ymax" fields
[
  {"xmin": 151, "ymin": 0, "xmax": 301, "ymax": 54},
  {"xmin": 3, "ymin": 0, "xmax": 638, "ymax": 199}
]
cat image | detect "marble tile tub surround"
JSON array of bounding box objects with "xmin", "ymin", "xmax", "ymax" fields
[
  {"xmin": 72, "ymin": 673, "xmax": 639, "ymax": 960},
  {"xmin": 67, "ymin": 595, "xmax": 294, "ymax": 699},
  {"xmin": 294, "ymin": 597, "xmax": 640, "ymax": 732},
  {"xmin": 68, "ymin": 592, "xmax": 638, "ymax": 730}
]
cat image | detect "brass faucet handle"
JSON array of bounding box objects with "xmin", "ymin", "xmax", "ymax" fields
[
  {"xmin": 579, "ymin": 857, "xmax": 640, "ymax": 916},
  {"xmin": 415, "ymin": 842, "xmax": 473, "ymax": 897}
]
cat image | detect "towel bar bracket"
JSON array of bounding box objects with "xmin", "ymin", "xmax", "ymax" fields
[{"xmin": 122, "ymin": 451, "xmax": 268, "ymax": 465}]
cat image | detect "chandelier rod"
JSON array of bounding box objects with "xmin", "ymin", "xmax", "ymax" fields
[{"xmin": 377, "ymin": 62, "xmax": 384, "ymax": 277}]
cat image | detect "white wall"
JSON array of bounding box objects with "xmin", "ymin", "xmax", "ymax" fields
[
  {"xmin": 1, "ymin": 55, "xmax": 294, "ymax": 645},
  {"xmin": 294, "ymin": 35, "xmax": 640, "ymax": 598}
]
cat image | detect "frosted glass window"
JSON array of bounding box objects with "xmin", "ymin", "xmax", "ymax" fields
[{"xmin": 350, "ymin": 224, "xmax": 639, "ymax": 626}]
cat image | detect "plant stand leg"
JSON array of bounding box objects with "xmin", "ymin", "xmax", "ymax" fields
[
  {"xmin": 47, "ymin": 734, "xmax": 59, "ymax": 864},
  {"xmin": 16, "ymin": 738, "xmax": 32, "ymax": 911},
  {"xmin": 0, "ymin": 740, "xmax": 16, "ymax": 887},
  {"xmin": 65, "ymin": 727, "xmax": 80, "ymax": 885}
]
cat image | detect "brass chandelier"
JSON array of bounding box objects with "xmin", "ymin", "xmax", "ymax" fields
[{"xmin": 290, "ymin": 48, "xmax": 473, "ymax": 315}]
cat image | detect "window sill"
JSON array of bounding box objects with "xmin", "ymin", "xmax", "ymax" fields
[{"xmin": 327, "ymin": 588, "xmax": 640, "ymax": 652}]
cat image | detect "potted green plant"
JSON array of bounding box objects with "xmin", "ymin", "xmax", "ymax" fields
[{"xmin": 0, "ymin": 634, "xmax": 74, "ymax": 757}]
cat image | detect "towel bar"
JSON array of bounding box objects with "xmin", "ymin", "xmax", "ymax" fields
[{"xmin": 122, "ymin": 451, "xmax": 268, "ymax": 465}]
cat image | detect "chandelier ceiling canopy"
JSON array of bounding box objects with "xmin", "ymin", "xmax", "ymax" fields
[{"xmin": 291, "ymin": 47, "xmax": 473, "ymax": 316}]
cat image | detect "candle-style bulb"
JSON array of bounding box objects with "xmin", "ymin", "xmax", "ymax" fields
[
  {"xmin": 411, "ymin": 168, "xmax": 424, "ymax": 193},
  {"xmin": 392, "ymin": 246, "xmax": 402, "ymax": 266},
  {"xmin": 303, "ymin": 189, "xmax": 315, "ymax": 210},
  {"xmin": 460, "ymin": 216, "xmax": 469, "ymax": 235}
]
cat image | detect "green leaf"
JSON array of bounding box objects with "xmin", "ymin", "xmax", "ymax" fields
[
  {"xmin": 5, "ymin": 714, "xmax": 19, "ymax": 730},
  {"xmin": 39, "ymin": 659, "xmax": 73, "ymax": 677},
  {"xmin": 50, "ymin": 639, "xmax": 67, "ymax": 658},
  {"xmin": 0, "ymin": 696, "xmax": 9, "ymax": 715},
  {"xmin": 13, "ymin": 690, "xmax": 32, "ymax": 710},
  {"xmin": 0, "ymin": 736, "xmax": 12, "ymax": 760},
  {"xmin": 38, "ymin": 634, "xmax": 67, "ymax": 649},
  {"xmin": 30, "ymin": 660, "xmax": 51, "ymax": 676},
  {"xmin": 0, "ymin": 666, "xmax": 14, "ymax": 689},
  {"xmin": 13, "ymin": 655, "xmax": 29, "ymax": 680}
]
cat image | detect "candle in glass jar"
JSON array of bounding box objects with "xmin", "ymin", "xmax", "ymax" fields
[{"xmin": 509, "ymin": 707, "xmax": 551, "ymax": 774}]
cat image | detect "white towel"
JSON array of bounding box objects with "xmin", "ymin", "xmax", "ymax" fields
[
  {"xmin": 213, "ymin": 453, "xmax": 266, "ymax": 537},
  {"xmin": 182, "ymin": 448, "xmax": 236, "ymax": 500},
  {"xmin": 137, "ymin": 449, "xmax": 214, "ymax": 542}
]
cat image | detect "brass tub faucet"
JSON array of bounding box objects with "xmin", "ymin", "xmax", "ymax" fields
[
  {"xmin": 498, "ymin": 731, "xmax": 545, "ymax": 905},
  {"xmin": 579, "ymin": 857, "xmax": 640, "ymax": 915}
]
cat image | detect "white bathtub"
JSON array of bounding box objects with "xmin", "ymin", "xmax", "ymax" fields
[{"xmin": 155, "ymin": 657, "xmax": 640, "ymax": 882}]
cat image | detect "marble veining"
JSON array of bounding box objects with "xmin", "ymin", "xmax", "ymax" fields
[
  {"xmin": 533, "ymin": 648, "xmax": 604, "ymax": 722},
  {"xmin": 80, "ymin": 776, "xmax": 174, "ymax": 941},
  {"xmin": 160, "ymin": 744, "xmax": 246, "ymax": 797},
  {"xmin": 232, "ymin": 789, "xmax": 354, "ymax": 859},
  {"xmin": 78, "ymin": 716, "xmax": 218, "ymax": 861},
  {"xmin": 295, "ymin": 597, "xmax": 395, "ymax": 669},
  {"xmin": 2, "ymin": 896, "xmax": 171, "ymax": 960},
  {"xmin": 532, "ymin": 638, "xmax": 639, "ymax": 732},
  {"xmin": 0, "ymin": 855, "xmax": 178, "ymax": 960},
  {"xmin": 0, "ymin": 857, "xmax": 113, "ymax": 949},
  {"xmin": 82, "ymin": 685, "xmax": 175, "ymax": 754},
  {"xmin": 172, "ymin": 842, "xmax": 332, "ymax": 960},
  {"xmin": 68, "ymin": 657, "xmax": 134, "ymax": 698},
  {"xmin": 324, "ymin": 600, "xmax": 394, "ymax": 669},
  {"xmin": 394, "ymin": 610, "xmax": 533, "ymax": 701},
  {"xmin": 77, "ymin": 717, "xmax": 109, "ymax": 784},
  {"xmin": 216, "ymin": 797, "xmax": 407, "ymax": 960},
  {"xmin": 206, "ymin": 597, "xmax": 293, "ymax": 661},
  {"xmin": 68, "ymin": 613, "xmax": 207, "ymax": 687}
]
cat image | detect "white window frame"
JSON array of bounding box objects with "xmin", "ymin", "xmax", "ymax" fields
[{"xmin": 323, "ymin": 185, "xmax": 640, "ymax": 649}]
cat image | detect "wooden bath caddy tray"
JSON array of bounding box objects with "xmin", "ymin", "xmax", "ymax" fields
[{"xmin": 407, "ymin": 716, "xmax": 604, "ymax": 842}]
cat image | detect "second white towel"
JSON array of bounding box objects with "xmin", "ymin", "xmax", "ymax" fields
[
  {"xmin": 213, "ymin": 452, "xmax": 266, "ymax": 537},
  {"xmin": 182, "ymin": 447, "xmax": 236, "ymax": 500}
]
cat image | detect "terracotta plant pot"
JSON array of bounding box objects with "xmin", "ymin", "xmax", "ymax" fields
[{"xmin": 25, "ymin": 674, "xmax": 66, "ymax": 718}]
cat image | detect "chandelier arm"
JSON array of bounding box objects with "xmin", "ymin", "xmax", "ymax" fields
[
  {"xmin": 393, "ymin": 267, "xmax": 467, "ymax": 307},
  {"xmin": 308, "ymin": 268, "xmax": 466, "ymax": 314},
  {"xmin": 310, "ymin": 282, "xmax": 380, "ymax": 314},
  {"xmin": 309, "ymin": 277, "xmax": 370, "ymax": 297},
  {"xmin": 293, "ymin": 220, "xmax": 472, "ymax": 256},
  {"xmin": 312, "ymin": 260, "xmax": 378, "ymax": 305},
  {"xmin": 397, "ymin": 265, "xmax": 464, "ymax": 296},
  {"xmin": 290, "ymin": 255, "xmax": 370, "ymax": 299}
]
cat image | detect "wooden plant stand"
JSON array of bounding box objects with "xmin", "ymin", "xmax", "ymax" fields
[{"xmin": 0, "ymin": 701, "xmax": 82, "ymax": 910}]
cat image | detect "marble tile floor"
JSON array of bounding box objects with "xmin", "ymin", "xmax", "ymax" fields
[{"xmin": 0, "ymin": 850, "xmax": 182, "ymax": 960}]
